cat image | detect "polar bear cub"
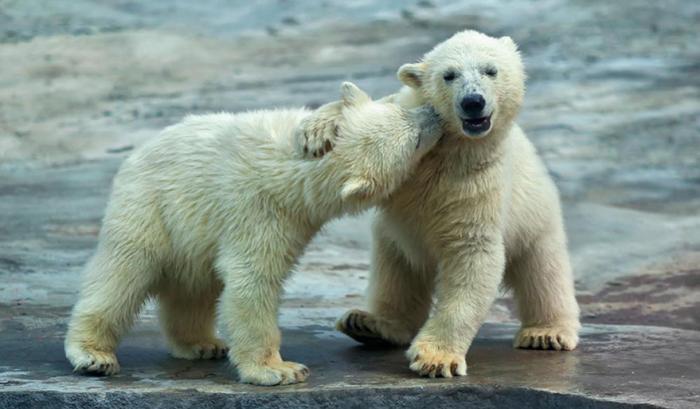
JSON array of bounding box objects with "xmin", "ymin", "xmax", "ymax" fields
[
  {"xmin": 64, "ymin": 82, "xmax": 441, "ymax": 385},
  {"xmin": 304, "ymin": 31, "xmax": 581, "ymax": 378}
]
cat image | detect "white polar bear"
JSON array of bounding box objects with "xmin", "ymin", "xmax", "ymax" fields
[
  {"xmin": 64, "ymin": 82, "xmax": 442, "ymax": 386},
  {"xmin": 304, "ymin": 31, "xmax": 581, "ymax": 378}
]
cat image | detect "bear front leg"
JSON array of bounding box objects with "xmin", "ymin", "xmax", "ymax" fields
[
  {"xmin": 407, "ymin": 231, "xmax": 505, "ymax": 378},
  {"xmin": 506, "ymin": 230, "xmax": 580, "ymax": 351},
  {"xmin": 217, "ymin": 247, "xmax": 309, "ymax": 386},
  {"xmin": 295, "ymin": 100, "xmax": 343, "ymax": 158}
]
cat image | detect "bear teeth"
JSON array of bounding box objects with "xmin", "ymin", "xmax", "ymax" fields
[{"xmin": 466, "ymin": 117, "xmax": 488, "ymax": 125}]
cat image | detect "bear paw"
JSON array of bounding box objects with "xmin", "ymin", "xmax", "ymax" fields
[
  {"xmin": 67, "ymin": 346, "xmax": 120, "ymax": 376},
  {"xmin": 335, "ymin": 309, "xmax": 396, "ymax": 347},
  {"xmin": 170, "ymin": 338, "xmax": 229, "ymax": 360},
  {"xmin": 237, "ymin": 361, "xmax": 310, "ymax": 386},
  {"xmin": 406, "ymin": 342, "xmax": 467, "ymax": 378},
  {"xmin": 513, "ymin": 324, "xmax": 579, "ymax": 351},
  {"xmin": 297, "ymin": 100, "xmax": 342, "ymax": 158}
]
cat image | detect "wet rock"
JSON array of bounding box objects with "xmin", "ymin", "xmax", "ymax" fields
[
  {"xmin": 0, "ymin": 0, "xmax": 698, "ymax": 407},
  {"xmin": 0, "ymin": 321, "xmax": 697, "ymax": 408},
  {"xmin": 281, "ymin": 16, "xmax": 300, "ymax": 26},
  {"xmin": 106, "ymin": 145, "xmax": 134, "ymax": 154}
]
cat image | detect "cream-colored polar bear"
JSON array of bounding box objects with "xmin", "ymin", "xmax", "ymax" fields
[
  {"xmin": 303, "ymin": 31, "xmax": 580, "ymax": 378},
  {"xmin": 64, "ymin": 82, "xmax": 442, "ymax": 386}
]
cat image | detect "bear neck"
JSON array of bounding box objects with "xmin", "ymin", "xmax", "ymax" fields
[{"xmin": 298, "ymin": 159, "xmax": 364, "ymax": 224}]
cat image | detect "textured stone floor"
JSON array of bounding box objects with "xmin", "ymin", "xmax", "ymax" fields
[
  {"xmin": 0, "ymin": 0, "xmax": 698, "ymax": 408},
  {"xmin": 2, "ymin": 321, "xmax": 698, "ymax": 408}
]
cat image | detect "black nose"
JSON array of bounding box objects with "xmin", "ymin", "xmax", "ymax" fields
[{"xmin": 460, "ymin": 94, "xmax": 485, "ymax": 117}]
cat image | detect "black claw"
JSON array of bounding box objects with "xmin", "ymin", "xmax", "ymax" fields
[
  {"xmin": 350, "ymin": 313, "xmax": 363, "ymax": 331},
  {"xmin": 350, "ymin": 314, "xmax": 360, "ymax": 332},
  {"xmin": 348, "ymin": 314, "xmax": 357, "ymax": 331},
  {"xmin": 352, "ymin": 313, "xmax": 364, "ymax": 332},
  {"xmin": 357, "ymin": 317, "xmax": 371, "ymax": 333}
]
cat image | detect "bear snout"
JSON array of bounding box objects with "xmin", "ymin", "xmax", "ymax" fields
[{"xmin": 459, "ymin": 93, "xmax": 486, "ymax": 117}]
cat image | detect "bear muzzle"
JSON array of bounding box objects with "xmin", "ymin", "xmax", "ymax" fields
[{"xmin": 460, "ymin": 114, "xmax": 492, "ymax": 137}]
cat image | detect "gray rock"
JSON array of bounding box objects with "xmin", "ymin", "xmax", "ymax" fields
[
  {"xmin": 1, "ymin": 321, "xmax": 697, "ymax": 409},
  {"xmin": 0, "ymin": 0, "xmax": 698, "ymax": 407}
]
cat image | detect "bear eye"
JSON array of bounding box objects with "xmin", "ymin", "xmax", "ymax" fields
[
  {"xmin": 484, "ymin": 66, "xmax": 498, "ymax": 78},
  {"xmin": 443, "ymin": 71, "xmax": 457, "ymax": 82}
]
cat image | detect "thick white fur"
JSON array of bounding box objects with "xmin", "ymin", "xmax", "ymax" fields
[
  {"xmin": 306, "ymin": 31, "xmax": 581, "ymax": 378},
  {"xmin": 64, "ymin": 82, "xmax": 441, "ymax": 385}
]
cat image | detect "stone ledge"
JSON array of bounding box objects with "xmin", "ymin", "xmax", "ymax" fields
[
  {"xmin": 1, "ymin": 323, "xmax": 697, "ymax": 409},
  {"xmin": 0, "ymin": 387, "xmax": 669, "ymax": 409}
]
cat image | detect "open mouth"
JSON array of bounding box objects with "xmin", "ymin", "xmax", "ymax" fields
[{"xmin": 461, "ymin": 115, "xmax": 491, "ymax": 136}]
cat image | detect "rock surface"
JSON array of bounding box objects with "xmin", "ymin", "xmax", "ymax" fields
[
  {"xmin": 1, "ymin": 322, "xmax": 698, "ymax": 409},
  {"xmin": 0, "ymin": 0, "xmax": 698, "ymax": 408}
]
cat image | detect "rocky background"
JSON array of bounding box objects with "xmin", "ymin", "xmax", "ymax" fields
[{"xmin": 0, "ymin": 0, "xmax": 699, "ymax": 395}]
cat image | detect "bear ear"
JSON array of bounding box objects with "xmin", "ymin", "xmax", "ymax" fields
[
  {"xmin": 398, "ymin": 62, "xmax": 426, "ymax": 89},
  {"xmin": 340, "ymin": 177, "xmax": 374, "ymax": 201},
  {"xmin": 340, "ymin": 82, "xmax": 371, "ymax": 107},
  {"xmin": 499, "ymin": 36, "xmax": 518, "ymax": 51}
]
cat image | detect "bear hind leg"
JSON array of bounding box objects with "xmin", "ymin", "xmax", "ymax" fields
[
  {"xmin": 158, "ymin": 282, "xmax": 228, "ymax": 360},
  {"xmin": 337, "ymin": 231, "xmax": 433, "ymax": 347},
  {"xmin": 65, "ymin": 249, "xmax": 154, "ymax": 375}
]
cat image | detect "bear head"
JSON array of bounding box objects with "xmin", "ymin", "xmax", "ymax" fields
[
  {"xmin": 398, "ymin": 30, "xmax": 525, "ymax": 139},
  {"xmin": 332, "ymin": 82, "xmax": 441, "ymax": 202}
]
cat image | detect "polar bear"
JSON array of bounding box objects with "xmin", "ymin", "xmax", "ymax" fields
[
  {"xmin": 64, "ymin": 82, "xmax": 442, "ymax": 386},
  {"xmin": 303, "ymin": 31, "xmax": 580, "ymax": 378}
]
